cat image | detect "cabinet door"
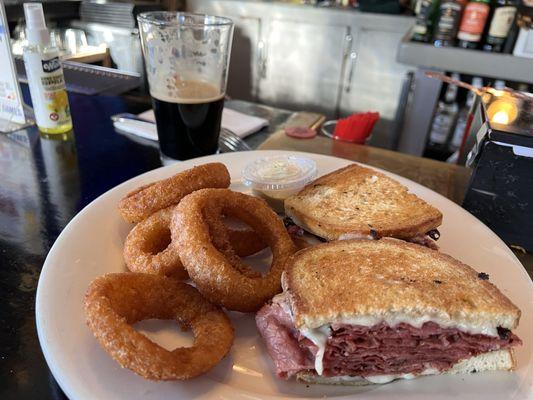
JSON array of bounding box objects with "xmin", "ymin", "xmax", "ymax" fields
[
  {"xmin": 258, "ymin": 19, "xmax": 350, "ymax": 115},
  {"xmin": 340, "ymin": 27, "xmax": 412, "ymax": 120},
  {"xmin": 225, "ymin": 15, "xmax": 262, "ymax": 102}
]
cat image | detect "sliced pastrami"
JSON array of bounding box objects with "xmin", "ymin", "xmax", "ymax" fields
[
  {"xmin": 255, "ymin": 295, "xmax": 314, "ymax": 378},
  {"xmin": 323, "ymin": 322, "xmax": 521, "ymax": 377},
  {"xmin": 256, "ymin": 297, "xmax": 521, "ymax": 379}
]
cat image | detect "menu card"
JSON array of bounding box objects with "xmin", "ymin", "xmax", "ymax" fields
[{"xmin": 0, "ymin": 0, "xmax": 26, "ymax": 126}]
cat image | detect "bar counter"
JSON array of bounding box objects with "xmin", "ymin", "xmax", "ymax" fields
[{"xmin": 1, "ymin": 90, "xmax": 531, "ymax": 399}]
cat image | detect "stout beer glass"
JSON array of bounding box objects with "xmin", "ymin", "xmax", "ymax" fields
[{"xmin": 138, "ymin": 12, "xmax": 234, "ymax": 161}]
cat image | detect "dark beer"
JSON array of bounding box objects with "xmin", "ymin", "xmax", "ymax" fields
[{"xmin": 151, "ymin": 80, "xmax": 224, "ymax": 160}]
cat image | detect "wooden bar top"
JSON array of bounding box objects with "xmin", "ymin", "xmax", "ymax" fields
[{"xmin": 259, "ymin": 130, "xmax": 472, "ymax": 205}]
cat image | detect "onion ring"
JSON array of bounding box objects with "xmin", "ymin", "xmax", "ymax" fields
[
  {"xmin": 118, "ymin": 163, "xmax": 230, "ymax": 223},
  {"xmin": 84, "ymin": 273, "xmax": 234, "ymax": 380},
  {"xmin": 123, "ymin": 206, "xmax": 188, "ymax": 280},
  {"xmin": 124, "ymin": 207, "xmax": 267, "ymax": 279},
  {"xmin": 171, "ymin": 188, "xmax": 297, "ymax": 312}
]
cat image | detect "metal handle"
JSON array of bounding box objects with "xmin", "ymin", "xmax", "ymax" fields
[
  {"xmin": 257, "ymin": 39, "xmax": 267, "ymax": 79},
  {"xmin": 344, "ymin": 50, "xmax": 357, "ymax": 94}
]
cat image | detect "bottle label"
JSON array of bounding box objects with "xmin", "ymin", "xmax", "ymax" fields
[
  {"xmin": 436, "ymin": 2, "xmax": 462, "ymax": 40},
  {"xmin": 41, "ymin": 57, "xmax": 61, "ymax": 73},
  {"xmin": 414, "ymin": 0, "xmax": 435, "ymax": 35},
  {"xmin": 451, "ymin": 117, "xmax": 467, "ymax": 148},
  {"xmin": 458, "ymin": 2, "xmax": 490, "ymax": 41},
  {"xmin": 413, "ymin": 25, "xmax": 428, "ymax": 35},
  {"xmin": 430, "ymin": 113, "xmax": 453, "ymax": 144},
  {"xmin": 413, "ymin": 24, "xmax": 428, "ymax": 35},
  {"xmin": 23, "ymin": 52, "xmax": 71, "ymax": 129},
  {"xmin": 488, "ymin": 6, "xmax": 517, "ymax": 38}
]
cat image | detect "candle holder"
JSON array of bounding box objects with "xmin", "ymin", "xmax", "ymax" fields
[{"xmin": 462, "ymin": 89, "xmax": 533, "ymax": 251}]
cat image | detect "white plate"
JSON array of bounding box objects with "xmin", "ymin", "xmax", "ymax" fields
[{"xmin": 36, "ymin": 150, "xmax": 533, "ymax": 400}]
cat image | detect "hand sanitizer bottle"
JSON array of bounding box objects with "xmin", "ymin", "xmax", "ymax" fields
[{"xmin": 23, "ymin": 3, "xmax": 72, "ymax": 134}]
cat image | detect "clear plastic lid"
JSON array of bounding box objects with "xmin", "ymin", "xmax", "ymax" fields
[{"xmin": 242, "ymin": 155, "xmax": 317, "ymax": 191}]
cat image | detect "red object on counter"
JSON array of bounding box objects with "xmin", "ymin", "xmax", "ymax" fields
[
  {"xmin": 284, "ymin": 126, "xmax": 317, "ymax": 139},
  {"xmin": 333, "ymin": 112, "xmax": 379, "ymax": 144}
]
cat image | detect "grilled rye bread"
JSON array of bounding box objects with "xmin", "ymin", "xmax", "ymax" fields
[
  {"xmin": 284, "ymin": 164, "xmax": 443, "ymax": 241},
  {"xmin": 282, "ymin": 239, "xmax": 520, "ymax": 333}
]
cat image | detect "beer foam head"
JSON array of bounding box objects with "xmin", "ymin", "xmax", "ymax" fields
[
  {"xmin": 139, "ymin": 14, "xmax": 233, "ymax": 104},
  {"xmin": 150, "ymin": 78, "xmax": 223, "ymax": 104}
]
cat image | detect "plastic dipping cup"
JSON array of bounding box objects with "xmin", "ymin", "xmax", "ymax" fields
[{"xmin": 242, "ymin": 155, "xmax": 317, "ymax": 212}]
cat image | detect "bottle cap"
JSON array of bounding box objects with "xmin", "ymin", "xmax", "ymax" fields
[
  {"xmin": 24, "ymin": 3, "xmax": 50, "ymax": 46},
  {"xmin": 494, "ymin": 80, "xmax": 506, "ymax": 90},
  {"xmin": 472, "ymin": 77, "xmax": 483, "ymax": 89}
]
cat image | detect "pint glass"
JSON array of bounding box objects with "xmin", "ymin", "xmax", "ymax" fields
[{"xmin": 138, "ymin": 12, "xmax": 234, "ymax": 161}]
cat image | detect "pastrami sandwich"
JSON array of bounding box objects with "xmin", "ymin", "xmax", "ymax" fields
[
  {"xmin": 256, "ymin": 239, "xmax": 522, "ymax": 385},
  {"xmin": 284, "ymin": 164, "xmax": 443, "ymax": 249}
]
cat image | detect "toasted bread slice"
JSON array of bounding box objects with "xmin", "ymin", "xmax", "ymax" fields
[
  {"xmin": 284, "ymin": 164, "xmax": 443, "ymax": 241},
  {"xmin": 282, "ymin": 239, "xmax": 520, "ymax": 333},
  {"xmin": 296, "ymin": 349, "xmax": 516, "ymax": 385}
]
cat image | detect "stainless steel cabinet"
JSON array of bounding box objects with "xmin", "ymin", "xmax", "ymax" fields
[
  {"xmin": 258, "ymin": 20, "xmax": 350, "ymax": 114},
  {"xmin": 188, "ymin": 0, "xmax": 414, "ymax": 143},
  {"xmin": 339, "ymin": 26, "xmax": 413, "ymax": 121}
]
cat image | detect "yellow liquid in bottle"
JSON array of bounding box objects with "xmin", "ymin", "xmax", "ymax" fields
[{"xmin": 38, "ymin": 120, "xmax": 73, "ymax": 134}]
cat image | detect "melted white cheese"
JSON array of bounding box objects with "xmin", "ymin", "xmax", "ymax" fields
[
  {"xmin": 338, "ymin": 232, "xmax": 374, "ymax": 241},
  {"xmin": 336, "ymin": 315, "xmax": 498, "ymax": 337},
  {"xmin": 301, "ymin": 326, "xmax": 330, "ymax": 375}
]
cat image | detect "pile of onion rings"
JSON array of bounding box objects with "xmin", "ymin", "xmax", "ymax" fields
[
  {"xmin": 121, "ymin": 163, "xmax": 267, "ymax": 281},
  {"xmin": 123, "ymin": 206, "xmax": 267, "ymax": 280},
  {"xmin": 84, "ymin": 273, "xmax": 234, "ymax": 380},
  {"xmin": 172, "ymin": 188, "xmax": 297, "ymax": 312},
  {"xmin": 85, "ymin": 162, "xmax": 295, "ymax": 381}
]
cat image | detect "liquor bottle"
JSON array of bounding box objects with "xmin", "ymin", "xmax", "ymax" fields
[
  {"xmin": 502, "ymin": 14, "xmax": 519, "ymax": 53},
  {"xmin": 457, "ymin": 0, "xmax": 491, "ymax": 49},
  {"xmin": 503, "ymin": 0, "xmax": 533, "ymax": 54},
  {"xmin": 433, "ymin": 0, "xmax": 464, "ymax": 46},
  {"xmin": 412, "ymin": 0, "xmax": 440, "ymax": 42},
  {"xmin": 517, "ymin": 82, "xmax": 530, "ymax": 93},
  {"xmin": 449, "ymin": 77, "xmax": 483, "ymax": 151},
  {"xmin": 428, "ymin": 74, "xmax": 460, "ymax": 147},
  {"xmin": 483, "ymin": 0, "xmax": 519, "ymax": 52}
]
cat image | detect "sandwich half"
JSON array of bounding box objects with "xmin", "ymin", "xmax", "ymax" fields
[
  {"xmin": 284, "ymin": 164, "xmax": 443, "ymax": 248},
  {"xmin": 256, "ymin": 239, "xmax": 522, "ymax": 385}
]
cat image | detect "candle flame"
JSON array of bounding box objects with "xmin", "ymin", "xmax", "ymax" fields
[
  {"xmin": 487, "ymin": 99, "xmax": 518, "ymax": 126},
  {"xmin": 492, "ymin": 111, "xmax": 510, "ymax": 125}
]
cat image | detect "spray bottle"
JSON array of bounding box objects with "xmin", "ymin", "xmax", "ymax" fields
[{"xmin": 23, "ymin": 3, "xmax": 72, "ymax": 134}]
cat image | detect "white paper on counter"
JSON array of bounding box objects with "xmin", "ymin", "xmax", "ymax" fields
[{"xmin": 135, "ymin": 107, "xmax": 269, "ymax": 140}]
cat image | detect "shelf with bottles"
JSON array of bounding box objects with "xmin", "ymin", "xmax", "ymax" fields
[
  {"xmin": 397, "ymin": 28, "xmax": 533, "ymax": 83},
  {"xmin": 423, "ymin": 73, "xmax": 530, "ymax": 162},
  {"xmin": 409, "ymin": 0, "xmax": 531, "ymax": 53}
]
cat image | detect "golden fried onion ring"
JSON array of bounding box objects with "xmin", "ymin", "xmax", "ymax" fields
[
  {"xmin": 124, "ymin": 207, "xmax": 267, "ymax": 279},
  {"xmin": 118, "ymin": 163, "xmax": 230, "ymax": 223},
  {"xmin": 84, "ymin": 273, "xmax": 234, "ymax": 380},
  {"xmin": 123, "ymin": 206, "xmax": 188, "ymax": 280},
  {"xmin": 172, "ymin": 189, "xmax": 297, "ymax": 312}
]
